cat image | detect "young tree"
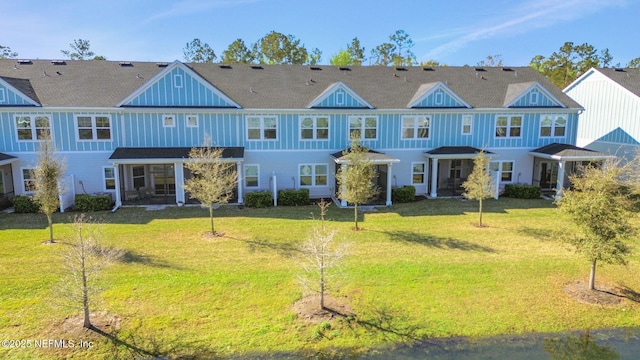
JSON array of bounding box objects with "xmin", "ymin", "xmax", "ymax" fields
[
  {"xmin": 347, "ymin": 37, "xmax": 366, "ymax": 66},
  {"xmin": 462, "ymin": 151, "xmax": 495, "ymax": 227},
  {"xmin": 61, "ymin": 39, "xmax": 100, "ymax": 60},
  {"xmin": 389, "ymin": 30, "xmax": 415, "ymax": 66},
  {"xmin": 556, "ymin": 159, "xmax": 636, "ymax": 290},
  {"xmin": 183, "ymin": 38, "xmax": 216, "ymax": 63},
  {"xmin": 0, "ymin": 45, "xmax": 18, "ymax": 59},
  {"xmin": 254, "ymin": 31, "xmax": 309, "ymax": 65},
  {"xmin": 33, "ymin": 138, "xmax": 65, "ymax": 244},
  {"xmin": 298, "ymin": 199, "xmax": 349, "ymax": 309},
  {"xmin": 330, "ymin": 49, "xmax": 355, "ymax": 66},
  {"xmin": 57, "ymin": 214, "xmax": 123, "ymax": 329},
  {"xmin": 370, "ymin": 42, "xmax": 395, "ymax": 66},
  {"xmin": 183, "ymin": 138, "xmax": 238, "ymax": 236},
  {"xmin": 336, "ymin": 138, "xmax": 378, "ymax": 230},
  {"xmin": 221, "ymin": 38, "xmax": 255, "ymax": 64}
]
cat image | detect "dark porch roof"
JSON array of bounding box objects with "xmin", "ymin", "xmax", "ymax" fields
[
  {"xmin": 425, "ymin": 146, "xmax": 493, "ymax": 158},
  {"xmin": 0, "ymin": 152, "xmax": 17, "ymax": 166},
  {"xmin": 530, "ymin": 143, "xmax": 613, "ymax": 160},
  {"xmin": 109, "ymin": 147, "xmax": 244, "ymax": 161},
  {"xmin": 330, "ymin": 148, "xmax": 400, "ymax": 163}
]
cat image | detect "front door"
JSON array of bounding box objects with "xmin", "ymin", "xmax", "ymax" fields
[{"xmin": 540, "ymin": 161, "xmax": 558, "ymax": 189}]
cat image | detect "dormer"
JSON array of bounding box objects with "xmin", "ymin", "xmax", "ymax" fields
[
  {"xmin": 504, "ymin": 82, "xmax": 564, "ymax": 108},
  {"xmin": 408, "ymin": 82, "xmax": 471, "ymax": 108},
  {"xmin": 117, "ymin": 61, "xmax": 241, "ymax": 108},
  {"xmin": 307, "ymin": 81, "xmax": 373, "ymax": 109}
]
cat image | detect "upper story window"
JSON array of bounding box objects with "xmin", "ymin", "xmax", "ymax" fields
[
  {"xmin": 186, "ymin": 115, "xmax": 199, "ymax": 128},
  {"xmin": 495, "ymin": 115, "xmax": 522, "ymax": 138},
  {"xmin": 16, "ymin": 115, "xmax": 51, "ymax": 141},
  {"xmin": 540, "ymin": 115, "xmax": 566, "ymax": 137},
  {"xmin": 349, "ymin": 116, "xmax": 377, "ymax": 140},
  {"xmin": 462, "ymin": 115, "xmax": 473, "ymax": 135},
  {"xmin": 489, "ymin": 161, "xmax": 514, "ymax": 182},
  {"xmin": 22, "ymin": 168, "xmax": 35, "ymax": 192},
  {"xmin": 300, "ymin": 116, "xmax": 329, "ymax": 140},
  {"xmin": 401, "ymin": 116, "xmax": 430, "ymax": 139},
  {"xmin": 76, "ymin": 115, "xmax": 111, "ymax": 141},
  {"xmin": 247, "ymin": 116, "xmax": 277, "ymax": 140},
  {"xmin": 299, "ymin": 164, "xmax": 328, "ymax": 187},
  {"xmin": 163, "ymin": 115, "xmax": 176, "ymax": 128}
]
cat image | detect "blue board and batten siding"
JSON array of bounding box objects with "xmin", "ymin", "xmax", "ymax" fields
[{"xmin": 0, "ymin": 82, "xmax": 36, "ymax": 106}]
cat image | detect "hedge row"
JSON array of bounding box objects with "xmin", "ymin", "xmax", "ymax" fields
[
  {"xmin": 245, "ymin": 191, "xmax": 273, "ymax": 208},
  {"xmin": 13, "ymin": 195, "xmax": 40, "ymax": 213},
  {"xmin": 277, "ymin": 188, "xmax": 310, "ymax": 206},
  {"xmin": 75, "ymin": 194, "xmax": 113, "ymax": 212},
  {"xmin": 392, "ymin": 185, "xmax": 416, "ymax": 203},
  {"xmin": 504, "ymin": 184, "xmax": 541, "ymax": 199}
]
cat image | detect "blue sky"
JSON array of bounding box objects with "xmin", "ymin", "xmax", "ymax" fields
[{"xmin": 2, "ymin": 0, "xmax": 638, "ymax": 66}]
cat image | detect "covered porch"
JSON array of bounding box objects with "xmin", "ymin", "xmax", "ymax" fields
[
  {"xmin": 109, "ymin": 147, "xmax": 244, "ymax": 207},
  {"xmin": 425, "ymin": 146, "xmax": 492, "ymax": 198},
  {"xmin": 331, "ymin": 149, "xmax": 400, "ymax": 207},
  {"xmin": 529, "ymin": 143, "xmax": 614, "ymax": 198},
  {"xmin": 0, "ymin": 153, "xmax": 17, "ymax": 210}
]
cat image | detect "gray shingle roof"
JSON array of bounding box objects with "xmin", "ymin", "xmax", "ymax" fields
[
  {"xmin": 595, "ymin": 68, "xmax": 640, "ymax": 98},
  {"xmin": 0, "ymin": 60, "xmax": 581, "ymax": 109}
]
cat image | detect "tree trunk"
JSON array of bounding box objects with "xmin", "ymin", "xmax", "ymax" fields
[
  {"xmin": 47, "ymin": 215, "xmax": 54, "ymax": 243},
  {"xmin": 81, "ymin": 251, "xmax": 92, "ymax": 329},
  {"xmin": 478, "ymin": 199, "xmax": 483, "ymax": 227},
  {"xmin": 589, "ymin": 259, "xmax": 597, "ymax": 290},
  {"xmin": 354, "ymin": 204, "xmax": 359, "ymax": 230},
  {"xmin": 209, "ymin": 205, "xmax": 215, "ymax": 235},
  {"xmin": 320, "ymin": 250, "xmax": 325, "ymax": 310}
]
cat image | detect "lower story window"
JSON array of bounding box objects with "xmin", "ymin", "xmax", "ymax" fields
[
  {"xmin": 244, "ymin": 165, "xmax": 259, "ymax": 187},
  {"xmin": 132, "ymin": 166, "xmax": 145, "ymax": 189},
  {"xmin": 299, "ymin": 164, "xmax": 328, "ymax": 187},
  {"xmin": 412, "ymin": 162, "xmax": 426, "ymax": 184},
  {"xmin": 103, "ymin": 167, "xmax": 116, "ymax": 190},
  {"xmin": 489, "ymin": 161, "xmax": 514, "ymax": 182},
  {"xmin": 22, "ymin": 168, "xmax": 35, "ymax": 192}
]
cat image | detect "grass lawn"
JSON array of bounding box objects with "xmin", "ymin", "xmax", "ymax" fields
[{"xmin": 0, "ymin": 198, "xmax": 639, "ymax": 359}]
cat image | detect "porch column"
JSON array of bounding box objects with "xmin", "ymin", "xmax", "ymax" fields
[
  {"xmin": 555, "ymin": 160, "xmax": 566, "ymax": 200},
  {"xmin": 386, "ymin": 163, "xmax": 393, "ymax": 206},
  {"xmin": 430, "ymin": 158, "xmax": 439, "ymax": 198},
  {"xmin": 174, "ymin": 162, "xmax": 185, "ymax": 205},
  {"xmin": 340, "ymin": 163, "xmax": 347, "ymax": 207},
  {"xmin": 237, "ymin": 161, "xmax": 244, "ymax": 204},
  {"xmin": 114, "ymin": 163, "xmax": 122, "ymax": 207}
]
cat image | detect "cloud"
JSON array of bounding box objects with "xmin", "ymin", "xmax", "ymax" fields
[
  {"xmin": 145, "ymin": 0, "xmax": 262, "ymax": 23},
  {"xmin": 420, "ymin": 0, "xmax": 626, "ymax": 61}
]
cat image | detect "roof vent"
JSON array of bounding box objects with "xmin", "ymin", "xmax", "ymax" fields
[
  {"xmin": 339, "ymin": 67, "xmax": 351, "ymax": 71},
  {"xmin": 156, "ymin": 63, "xmax": 168, "ymax": 68},
  {"xmin": 422, "ymin": 67, "xmax": 435, "ymax": 71},
  {"xmin": 219, "ymin": 65, "xmax": 233, "ymax": 69},
  {"xmin": 250, "ymin": 65, "xmax": 263, "ymax": 70},
  {"xmin": 309, "ymin": 66, "xmax": 322, "ymax": 71},
  {"xmin": 614, "ymin": 68, "xmax": 626, "ymax": 72},
  {"xmin": 395, "ymin": 67, "xmax": 408, "ymax": 71},
  {"xmin": 17, "ymin": 60, "xmax": 32, "ymax": 65},
  {"xmin": 474, "ymin": 67, "xmax": 486, "ymax": 72},
  {"xmin": 501, "ymin": 67, "xmax": 513, "ymax": 72},
  {"xmin": 51, "ymin": 60, "xmax": 66, "ymax": 65},
  {"xmin": 119, "ymin": 62, "xmax": 133, "ymax": 67}
]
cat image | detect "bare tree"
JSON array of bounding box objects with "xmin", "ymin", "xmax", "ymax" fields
[
  {"xmin": 462, "ymin": 151, "xmax": 495, "ymax": 227},
  {"xmin": 336, "ymin": 137, "xmax": 378, "ymax": 230},
  {"xmin": 183, "ymin": 136, "xmax": 238, "ymax": 236},
  {"xmin": 33, "ymin": 138, "xmax": 65, "ymax": 244},
  {"xmin": 61, "ymin": 39, "xmax": 102, "ymax": 60},
  {"xmin": 57, "ymin": 214, "xmax": 123, "ymax": 329},
  {"xmin": 298, "ymin": 199, "xmax": 349, "ymax": 309}
]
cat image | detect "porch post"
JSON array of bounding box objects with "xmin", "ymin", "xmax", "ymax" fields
[
  {"xmin": 174, "ymin": 162, "xmax": 185, "ymax": 205},
  {"xmin": 430, "ymin": 158, "xmax": 439, "ymax": 198},
  {"xmin": 237, "ymin": 161, "xmax": 244, "ymax": 204},
  {"xmin": 114, "ymin": 163, "xmax": 122, "ymax": 207},
  {"xmin": 386, "ymin": 163, "xmax": 393, "ymax": 206},
  {"xmin": 340, "ymin": 163, "xmax": 347, "ymax": 207},
  {"xmin": 555, "ymin": 160, "xmax": 566, "ymax": 200}
]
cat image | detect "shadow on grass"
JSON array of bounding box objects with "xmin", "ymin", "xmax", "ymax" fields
[
  {"xmin": 617, "ymin": 285, "xmax": 640, "ymax": 303},
  {"xmin": 380, "ymin": 230, "xmax": 496, "ymax": 252},
  {"xmin": 517, "ymin": 226, "xmax": 563, "ymax": 242},
  {"xmin": 92, "ymin": 323, "xmax": 222, "ymax": 360},
  {"xmin": 225, "ymin": 235, "xmax": 301, "ymax": 258},
  {"xmin": 117, "ymin": 250, "xmax": 185, "ymax": 269},
  {"xmin": 350, "ymin": 300, "xmax": 422, "ymax": 342}
]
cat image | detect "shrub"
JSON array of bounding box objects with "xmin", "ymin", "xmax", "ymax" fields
[
  {"xmin": 278, "ymin": 188, "xmax": 310, "ymax": 206},
  {"xmin": 245, "ymin": 191, "xmax": 273, "ymax": 208},
  {"xmin": 74, "ymin": 194, "xmax": 113, "ymax": 212},
  {"xmin": 13, "ymin": 195, "xmax": 41, "ymax": 213},
  {"xmin": 504, "ymin": 184, "xmax": 541, "ymax": 199},
  {"xmin": 392, "ymin": 185, "xmax": 416, "ymax": 203}
]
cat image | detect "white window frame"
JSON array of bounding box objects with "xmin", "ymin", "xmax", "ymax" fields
[
  {"xmin": 163, "ymin": 115, "xmax": 176, "ymax": 128},
  {"xmin": 539, "ymin": 114, "xmax": 567, "ymax": 138},
  {"xmin": 173, "ymin": 74, "xmax": 183, "ymax": 88},
  {"xmin": 435, "ymin": 91, "xmax": 444, "ymax": 106},
  {"xmin": 494, "ymin": 115, "xmax": 522, "ymax": 138},
  {"xmin": 244, "ymin": 164, "xmax": 259, "ymax": 188},
  {"xmin": 246, "ymin": 116, "xmax": 278, "ymax": 140},
  {"xmin": 335, "ymin": 91, "xmax": 345, "ymax": 105},
  {"xmin": 21, "ymin": 167, "xmax": 35, "ymax": 193},
  {"xmin": 489, "ymin": 161, "xmax": 515, "ymax": 183},
  {"xmin": 0, "ymin": 88, "xmax": 5, "ymax": 103},
  {"xmin": 530, "ymin": 91, "xmax": 539, "ymax": 105},
  {"xmin": 401, "ymin": 116, "xmax": 430, "ymax": 139},
  {"xmin": 412, "ymin": 162, "xmax": 426, "ymax": 185},
  {"xmin": 299, "ymin": 116, "xmax": 329, "ymax": 140},
  {"xmin": 462, "ymin": 115, "xmax": 473, "ymax": 135},
  {"xmin": 103, "ymin": 166, "xmax": 116, "ymax": 191},
  {"xmin": 75, "ymin": 115, "xmax": 112, "ymax": 141},
  {"xmin": 186, "ymin": 115, "xmax": 199, "ymax": 128},
  {"xmin": 15, "ymin": 114, "xmax": 51, "ymax": 141},
  {"xmin": 349, "ymin": 116, "xmax": 378, "ymax": 140},
  {"xmin": 299, "ymin": 163, "xmax": 328, "ymax": 187}
]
